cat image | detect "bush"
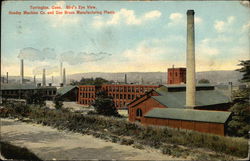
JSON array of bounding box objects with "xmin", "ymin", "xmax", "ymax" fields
[
  {"xmin": 0, "ymin": 141, "xmax": 42, "ymax": 160},
  {"xmin": 25, "ymin": 92, "xmax": 45, "ymax": 106},
  {"xmin": 92, "ymin": 90, "xmax": 120, "ymax": 117},
  {"xmin": 53, "ymin": 94, "xmax": 63, "ymax": 110}
]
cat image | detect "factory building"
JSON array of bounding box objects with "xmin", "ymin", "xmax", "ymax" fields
[
  {"xmin": 167, "ymin": 67, "xmax": 186, "ymax": 84},
  {"xmin": 78, "ymin": 84, "xmax": 160, "ymax": 108},
  {"xmin": 128, "ymin": 10, "xmax": 232, "ymax": 136},
  {"xmin": 1, "ymin": 84, "xmax": 57, "ymax": 100}
]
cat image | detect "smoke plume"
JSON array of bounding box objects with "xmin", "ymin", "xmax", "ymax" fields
[
  {"xmin": 18, "ymin": 47, "xmax": 56, "ymax": 61},
  {"xmin": 60, "ymin": 51, "xmax": 112, "ymax": 65}
]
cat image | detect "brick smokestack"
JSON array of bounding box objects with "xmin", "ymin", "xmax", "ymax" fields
[
  {"xmin": 60, "ymin": 62, "xmax": 63, "ymax": 84},
  {"xmin": 6, "ymin": 72, "xmax": 8, "ymax": 84},
  {"xmin": 63, "ymin": 68, "xmax": 66, "ymax": 86},
  {"xmin": 20, "ymin": 59, "xmax": 24, "ymax": 84},
  {"xmin": 34, "ymin": 75, "xmax": 36, "ymax": 85},
  {"xmin": 125, "ymin": 74, "xmax": 127, "ymax": 84},
  {"xmin": 186, "ymin": 10, "xmax": 196, "ymax": 108},
  {"xmin": 42, "ymin": 69, "xmax": 46, "ymax": 86}
]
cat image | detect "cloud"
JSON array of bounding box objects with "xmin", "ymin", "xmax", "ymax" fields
[
  {"xmin": 32, "ymin": 65, "xmax": 58, "ymax": 75},
  {"xmin": 168, "ymin": 12, "xmax": 202, "ymax": 27},
  {"xmin": 60, "ymin": 51, "xmax": 112, "ymax": 65},
  {"xmin": 240, "ymin": 0, "xmax": 250, "ymax": 8},
  {"xmin": 214, "ymin": 16, "xmax": 235, "ymax": 33},
  {"xmin": 92, "ymin": 9, "xmax": 161, "ymax": 28},
  {"xmin": 241, "ymin": 21, "xmax": 250, "ymax": 33},
  {"xmin": 18, "ymin": 47, "xmax": 56, "ymax": 61},
  {"xmin": 197, "ymin": 39, "xmax": 220, "ymax": 56}
]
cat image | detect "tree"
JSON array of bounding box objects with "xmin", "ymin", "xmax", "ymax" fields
[
  {"xmin": 25, "ymin": 91, "xmax": 45, "ymax": 106},
  {"xmin": 198, "ymin": 79, "xmax": 210, "ymax": 84},
  {"xmin": 70, "ymin": 77, "xmax": 114, "ymax": 86},
  {"xmin": 227, "ymin": 102, "xmax": 250, "ymax": 138},
  {"xmin": 92, "ymin": 90, "xmax": 120, "ymax": 117},
  {"xmin": 236, "ymin": 60, "xmax": 250, "ymax": 83},
  {"xmin": 227, "ymin": 60, "xmax": 250, "ymax": 138},
  {"xmin": 53, "ymin": 94, "xmax": 63, "ymax": 110}
]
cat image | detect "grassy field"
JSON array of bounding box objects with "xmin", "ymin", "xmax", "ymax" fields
[{"xmin": 0, "ymin": 103, "xmax": 248, "ymax": 159}]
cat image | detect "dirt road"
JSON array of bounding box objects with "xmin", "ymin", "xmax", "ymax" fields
[{"xmin": 1, "ymin": 118, "xmax": 184, "ymax": 160}]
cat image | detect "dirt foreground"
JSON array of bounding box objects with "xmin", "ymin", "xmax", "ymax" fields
[{"xmin": 1, "ymin": 118, "xmax": 185, "ymax": 160}]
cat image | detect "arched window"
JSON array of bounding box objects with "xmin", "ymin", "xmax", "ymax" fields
[{"xmin": 136, "ymin": 108, "xmax": 142, "ymax": 117}]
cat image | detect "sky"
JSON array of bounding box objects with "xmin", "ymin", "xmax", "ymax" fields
[{"xmin": 1, "ymin": 0, "xmax": 250, "ymax": 78}]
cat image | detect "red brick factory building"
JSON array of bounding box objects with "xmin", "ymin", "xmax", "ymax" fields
[{"xmin": 78, "ymin": 84, "xmax": 159, "ymax": 108}]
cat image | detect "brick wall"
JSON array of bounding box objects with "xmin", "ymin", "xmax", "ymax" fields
[
  {"xmin": 142, "ymin": 117, "xmax": 225, "ymax": 136},
  {"xmin": 167, "ymin": 68, "xmax": 186, "ymax": 84}
]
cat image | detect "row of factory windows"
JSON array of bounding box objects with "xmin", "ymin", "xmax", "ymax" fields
[
  {"xmin": 104, "ymin": 87, "xmax": 153, "ymax": 93},
  {"xmin": 79, "ymin": 86, "xmax": 154, "ymax": 93},
  {"xmin": 169, "ymin": 71, "xmax": 186, "ymax": 77},
  {"xmin": 79, "ymin": 87, "xmax": 95, "ymax": 91},
  {"xmin": 108, "ymin": 93, "xmax": 140, "ymax": 100},
  {"xmin": 80, "ymin": 93, "xmax": 95, "ymax": 98},
  {"xmin": 80, "ymin": 92, "xmax": 140, "ymax": 100}
]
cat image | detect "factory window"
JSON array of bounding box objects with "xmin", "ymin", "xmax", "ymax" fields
[
  {"xmin": 136, "ymin": 109, "xmax": 142, "ymax": 117},
  {"xmin": 128, "ymin": 94, "xmax": 131, "ymax": 99},
  {"xmin": 136, "ymin": 88, "xmax": 139, "ymax": 92},
  {"xmin": 175, "ymin": 72, "xmax": 177, "ymax": 76},
  {"xmin": 124, "ymin": 87, "xmax": 127, "ymax": 92},
  {"xmin": 131, "ymin": 95, "xmax": 134, "ymax": 100},
  {"xmin": 120, "ymin": 94, "xmax": 123, "ymax": 99}
]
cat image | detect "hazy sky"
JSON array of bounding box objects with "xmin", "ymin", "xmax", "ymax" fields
[{"xmin": 1, "ymin": 1, "xmax": 250, "ymax": 77}]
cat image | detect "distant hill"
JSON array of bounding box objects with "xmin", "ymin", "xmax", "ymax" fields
[
  {"xmin": 68, "ymin": 70, "xmax": 243, "ymax": 85},
  {"xmin": 2, "ymin": 70, "xmax": 242, "ymax": 85}
]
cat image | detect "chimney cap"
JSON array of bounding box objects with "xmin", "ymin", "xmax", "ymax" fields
[{"xmin": 187, "ymin": 10, "xmax": 195, "ymax": 15}]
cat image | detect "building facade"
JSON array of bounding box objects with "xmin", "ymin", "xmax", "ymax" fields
[
  {"xmin": 128, "ymin": 85, "xmax": 232, "ymax": 136},
  {"xmin": 78, "ymin": 84, "xmax": 160, "ymax": 108},
  {"xmin": 167, "ymin": 67, "xmax": 186, "ymax": 84}
]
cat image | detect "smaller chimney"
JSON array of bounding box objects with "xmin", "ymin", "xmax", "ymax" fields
[
  {"xmin": 60, "ymin": 62, "xmax": 63, "ymax": 84},
  {"xmin": 63, "ymin": 68, "xmax": 66, "ymax": 86},
  {"xmin": 34, "ymin": 75, "xmax": 36, "ymax": 85},
  {"xmin": 37, "ymin": 83, "xmax": 41, "ymax": 87},
  {"xmin": 20, "ymin": 59, "xmax": 24, "ymax": 84},
  {"xmin": 6, "ymin": 72, "xmax": 8, "ymax": 84},
  {"xmin": 42, "ymin": 69, "xmax": 46, "ymax": 86},
  {"xmin": 125, "ymin": 74, "xmax": 127, "ymax": 84}
]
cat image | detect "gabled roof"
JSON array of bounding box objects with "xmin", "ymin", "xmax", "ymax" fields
[
  {"xmin": 144, "ymin": 108, "xmax": 231, "ymax": 124},
  {"xmin": 152, "ymin": 90, "xmax": 230, "ymax": 108},
  {"xmin": 57, "ymin": 85, "xmax": 78, "ymax": 96}
]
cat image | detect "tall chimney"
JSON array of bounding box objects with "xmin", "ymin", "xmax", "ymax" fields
[
  {"xmin": 20, "ymin": 59, "xmax": 24, "ymax": 84},
  {"xmin": 63, "ymin": 68, "xmax": 66, "ymax": 86},
  {"xmin": 60, "ymin": 62, "xmax": 63, "ymax": 84},
  {"xmin": 34, "ymin": 75, "xmax": 36, "ymax": 85},
  {"xmin": 186, "ymin": 10, "xmax": 196, "ymax": 108},
  {"xmin": 6, "ymin": 72, "xmax": 8, "ymax": 84},
  {"xmin": 125, "ymin": 74, "xmax": 127, "ymax": 84},
  {"xmin": 42, "ymin": 69, "xmax": 46, "ymax": 86},
  {"xmin": 51, "ymin": 76, "xmax": 54, "ymax": 84}
]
